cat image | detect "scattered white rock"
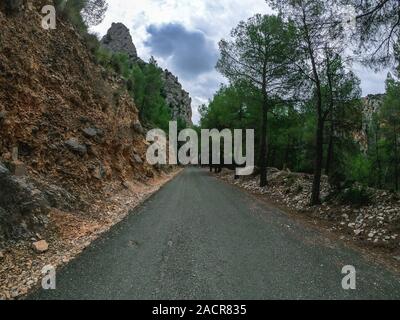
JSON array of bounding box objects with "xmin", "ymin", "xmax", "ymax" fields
[
  {"xmin": 31, "ymin": 240, "xmax": 49, "ymax": 253},
  {"xmin": 217, "ymin": 168, "xmax": 400, "ymax": 250}
]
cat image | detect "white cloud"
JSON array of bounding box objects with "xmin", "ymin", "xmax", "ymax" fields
[{"xmin": 353, "ymin": 64, "xmax": 389, "ymax": 96}]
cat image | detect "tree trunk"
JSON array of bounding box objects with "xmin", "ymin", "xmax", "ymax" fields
[
  {"xmin": 283, "ymin": 137, "xmax": 290, "ymax": 171},
  {"xmin": 259, "ymin": 92, "xmax": 269, "ymax": 187},
  {"xmin": 375, "ymin": 126, "xmax": 382, "ymax": 188},
  {"xmin": 325, "ymin": 50, "xmax": 334, "ymax": 177},
  {"xmin": 259, "ymin": 57, "xmax": 269, "ymax": 188},
  {"xmin": 302, "ymin": 8, "xmax": 324, "ymax": 205},
  {"xmin": 325, "ymin": 124, "xmax": 334, "ymax": 175},
  {"xmin": 394, "ymin": 129, "xmax": 399, "ymax": 191},
  {"xmin": 311, "ymin": 116, "xmax": 324, "ymax": 205}
]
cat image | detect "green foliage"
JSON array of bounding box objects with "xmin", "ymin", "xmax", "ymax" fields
[
  {"xmin": 216, "ymin": 14, "xmax": 297, "ymax": 186},
  {"xmin": 377, "ymin": 74, "xmax": 400, "ymax": 190},
  {"xmin": 200, "ymin": 82, "xmax": 255, "ymax": 130},
  {"xmin": 176, "ymin": 117, "xmax": 188, "ymax": 132},
  {"xmin": 83, "ymin": 32, "xmax": 101, "ymax": 54},
  {"xmin": 132, "ymin": 59, "xmax": 172, "ymax": 131},
  {"xmin": 95, "ymin": 47, "xmax": 112, "ymax": 66},
  {"xmin": 201, "ymin": 11, "xmax": 373, "ymax": 199},
  {"xmin": 268, "ymin": 103, "xmax": 313, "ymax": 173},
  {"xmin": 338, "ymin": 185, "xmax": 372, "ymax": 207},
  {"xmin": 197, "ymin": 4, "xmax": 400, "ymax": 199},
  {"xmin": 217, "ymin": 14, "xmax": 296, "ymax": 89},
  {"xmin": 345, "ymin": 154, "xmax": 373, "ymax": 185},
  {"xmin": 96, "ymin": 52, "xmax": 172, "ymax": 130},
  {"xmin": 110, "ymin": 53, "xmax": 133, "ymax": 77},
  {"xmin": 54, "ymin": 0, "xmax": 87, "ymax": 32},
  {"xmin": 353, "ymin": 74, "xmax": 400, "ymax": 191}
]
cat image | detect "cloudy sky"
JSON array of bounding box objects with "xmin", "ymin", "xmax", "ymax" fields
[{"xmin": 91, "ymin": 0, "xmax": 388, "ymax": 124}]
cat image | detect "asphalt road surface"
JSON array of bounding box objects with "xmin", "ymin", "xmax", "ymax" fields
[{"xmin": 31, "ymin": 168, "xmax": 400, "ymax": 300}]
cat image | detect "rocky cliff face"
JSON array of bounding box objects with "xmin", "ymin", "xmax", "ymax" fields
[
  {"xmin": 355, "ymin": 94, "xmax": 385, "ymax": 152},
  {"xmin": 362, "ymin": 94, "xmax": 385, "ymax": 125},
  {"xmin": 101, "ymin": 23, "xmax": 139, "ymax": 61},
  {"xmin": 162, "ymin": 71, "xmax": 193, "ymax": 125},
  {"xmin": 101, "ymin": 23, "xmax": 193, "ymax": 125},
  {"xmin": 0, "ymin": 3, "xmax": 156, "ymax": 242}
]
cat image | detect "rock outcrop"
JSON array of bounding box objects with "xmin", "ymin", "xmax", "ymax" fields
[
  {"xmin": 101, "ymin": 23, "xmax": 193, "ymax": 125},
  {"xmin": 162, "ymin": 71, "xmax": 193, "ymax": 125},
  {"xmin": 31, "ymin": 240, "xmax": 48, "ymax": 253},
  {"xmin": 362, "ymin": 94, "xmax": 385, "ymax": 127},
  {"xmin": 0, "ymin": 162, "xmax": 49, "ymax": 241},
  {"xmin": 101, "ymin": 23, "xmax": 138, "ymax": 61},
  {"xmin": 355, "ymin": 94, "xmax": 385, "ymax": 152}
]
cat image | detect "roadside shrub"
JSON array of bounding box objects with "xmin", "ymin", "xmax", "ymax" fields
[
  {"xmin": 95, "ymin": 47, "xmax": 112, "ymax": 67},
  {"xmin": 110, "ymin": 53, "xmax": 132, "ymax": 77},
  {"xmin": 339, "ymin": 185, "xmax": 371, "ymax": 207},
  {"xmin": 83, "ymin": 33, "xmax": 100, "ymax": 54},
  {"xmin": 345, "ymin": 154, "xmax": 372, "ymax": 186}
]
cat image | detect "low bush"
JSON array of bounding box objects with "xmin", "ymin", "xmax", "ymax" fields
[{"xmin": 339, "ymin": 185, "xmax": 372, "ymax": 207}]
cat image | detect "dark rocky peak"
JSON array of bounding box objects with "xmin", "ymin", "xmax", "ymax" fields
[{"xmin": 101, "ymin": 22, "xmax": 138, "ymax": 61}]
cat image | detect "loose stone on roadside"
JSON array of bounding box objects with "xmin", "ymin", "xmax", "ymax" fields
[{"xmin": 32, "ymin": 240, "xmax": 49, "ymax": 253}]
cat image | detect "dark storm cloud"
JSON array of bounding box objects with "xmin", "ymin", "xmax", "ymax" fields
[{"xmin": 144, "ymin": 23, "xmax": 219, "ymax": 79}]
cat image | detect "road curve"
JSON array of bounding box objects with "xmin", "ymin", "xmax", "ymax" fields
[{"xmin": 30, "ymin": 167, "xmax": 400, "ymax": 300}]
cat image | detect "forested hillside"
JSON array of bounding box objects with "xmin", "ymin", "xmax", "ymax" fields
[{"xmin": 200, "ymin": 0, "xmax": 400, "ymax": 202}]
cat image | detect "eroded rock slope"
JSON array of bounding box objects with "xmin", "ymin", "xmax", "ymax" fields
[{"xmin": 0, "ymin": 3, "xmax": 156, "ymax": 243}]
